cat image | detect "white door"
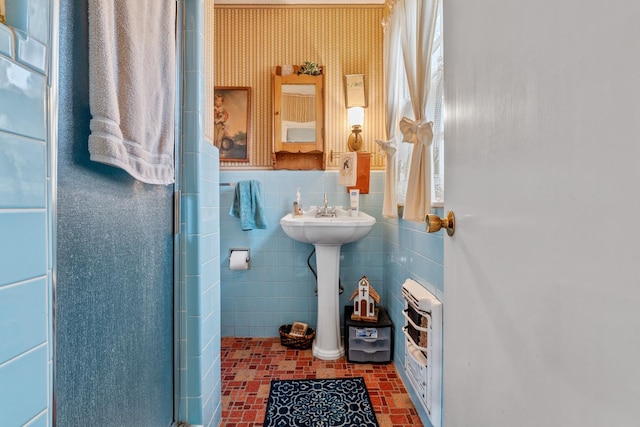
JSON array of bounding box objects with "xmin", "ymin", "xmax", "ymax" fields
[{"xmin": 443, "ymin": 2, "xmax": 640, "ymax": 426}]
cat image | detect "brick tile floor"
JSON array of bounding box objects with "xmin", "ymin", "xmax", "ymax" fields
[{"xmin": 221, "ymin": 337, "xmax": 423, "ymax": 427}]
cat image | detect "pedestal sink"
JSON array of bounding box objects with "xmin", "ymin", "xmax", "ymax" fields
[{"xmin": 280, "ymin": 207, "xmax": 376, "ymax": 360}]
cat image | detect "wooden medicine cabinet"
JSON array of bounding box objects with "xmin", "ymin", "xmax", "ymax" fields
[{"xmin": 272, "ymin": 65, "xmax": 325, "ymax": 170}]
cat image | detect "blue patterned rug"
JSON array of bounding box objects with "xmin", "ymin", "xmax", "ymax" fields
[{"xmin": 263, "ymin": 377, "xmax": 379, "ymax": 427}]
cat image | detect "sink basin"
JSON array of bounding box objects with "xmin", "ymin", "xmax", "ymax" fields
[
  {"xmin": 280, "ymin": 208, "xmax": 376, "ymax": 245},
  {"xmin": 280, "ymin": 207, "xmax": 376, "ymax": 360}
]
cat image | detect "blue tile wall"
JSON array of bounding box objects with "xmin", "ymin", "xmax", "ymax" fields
[
  {"xmin": 0, "ymin": 212, "xmax": 47, "ymax": 286},
  {"xmin": 5, "ymin": 0, "xmax": 49, "ymax": 43},
  {"xmin": 13, "ymin": 28, "xmax": 47, "ymax": 73},
  {"xmin": 219, "ymin": 170, "xmax": 385, "ymax": 337},
  {"xmin": 0, "ymin": 3, "xmax": 52, "ymax": 425},
  {"xmin": 382, "ymin": 206, "xmax": 444, "ymax": 426},
  {"xmin": 0, "ymin": 346, "xmax": 48, "ymax": 426},
  {"xmin": 0, "ymin": 24, "xmax": 14, "ymax": 56},
  {"xmin": 177, "ymin": 1, "xmax": 221, "ymax": 426},
  {"xmin": 25, "ymin": 412, "xmax": 48, "ymax": 427},
  {"xmin": 0, "ymin": 278, "xmax": 47, "ymax": 364},
  {"xmin": 0, "ymin": 133, "xmax": 47, "ymax": 208},
  {"xmin": 0, "ymin": 55, "xmax": 45, "ymax": 140}
]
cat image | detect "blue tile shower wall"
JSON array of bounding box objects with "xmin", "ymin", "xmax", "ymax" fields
[
  {"xmin": 219, "ymin": 170, "xmax": 385, "ymax": 337},
  {"xmin": 199, "ymin": 141, "xmax": 221, "ymax": 427},
  {"xmin": 177, "ymin": 1, "xmax": 221, "ymax": 426},
  {"xmin": 0, "ymin": 0, "xmax": 52, "ymax": 425}
]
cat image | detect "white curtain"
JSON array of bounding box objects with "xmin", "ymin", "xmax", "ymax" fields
[
  {"xmin": 375, "ymin": 4, "xmax": 404, "ymax": 218},
  {"xmin": 383, "ymin": 0, "xmax": 439, "ymax": 222},
  {"xmin": 399, "ymin": 0, "xmax": 439, "ymax": 222}
]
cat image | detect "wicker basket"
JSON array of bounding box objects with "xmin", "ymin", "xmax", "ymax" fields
[{"xmin": 279, "ymin": 324, "xmax": 315, "ymax": 350}]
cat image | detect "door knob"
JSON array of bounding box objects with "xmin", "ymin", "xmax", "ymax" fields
[{"xmin": 426, "ymin": 210, "xmax": 455, "ymax": 236}]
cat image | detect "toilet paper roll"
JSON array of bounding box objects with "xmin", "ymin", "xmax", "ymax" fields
[{"xmin": 229, "ymin": 250, "xmax": 250, "ymax": 270}]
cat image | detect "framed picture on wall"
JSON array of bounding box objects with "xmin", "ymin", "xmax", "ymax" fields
[
  {"xmin": 213, "ymin": 86, "xmax": 251, "ymax": 162},
  {"xmin": 344, "ymin": 74, "xmax": 367, "ymax": 108}
]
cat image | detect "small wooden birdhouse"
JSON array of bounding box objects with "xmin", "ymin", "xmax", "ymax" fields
[{"xmin": 349, "ymin": 276, "xmax": 380, "ymax": 322}]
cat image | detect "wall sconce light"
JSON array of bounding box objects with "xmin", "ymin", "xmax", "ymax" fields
[
  {"xmin": 344, "ymin": 74, "xmax": 367, "ymax": 152},
  {"xmin": 347, "ymin": 107, "xmax": 364, "ymax": 151}
]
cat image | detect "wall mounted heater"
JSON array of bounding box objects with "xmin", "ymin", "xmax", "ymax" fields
[{"xmin": 402, "ymin": 278, "xmax": 442, "ymax": 427}]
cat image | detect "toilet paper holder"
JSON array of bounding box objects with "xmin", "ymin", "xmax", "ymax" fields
[{"xmin": 229, "ymin": 248, "xmax": 251, "ymax": 270}]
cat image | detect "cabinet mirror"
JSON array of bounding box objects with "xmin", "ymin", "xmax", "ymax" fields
[{"xmin": 272, "ymin": 67, "xmax": 324, "ymax": 155}]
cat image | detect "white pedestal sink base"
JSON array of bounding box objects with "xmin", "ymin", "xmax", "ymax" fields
[
  {"xmin": 312, "ymin": 244, "xmax": 344, "ymax": 360},
  {"xmin": 279, "ymin": 208, "xmax": 376, "ymax": 361}
]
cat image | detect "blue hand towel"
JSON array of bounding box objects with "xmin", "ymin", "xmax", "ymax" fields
[{"xmin": 230, "ymin": 180, "xmax": 267, "ymax": 230}]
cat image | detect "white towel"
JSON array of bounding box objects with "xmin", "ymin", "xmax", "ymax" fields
[
  {"xmin": 88, "ymin": 0, "xmax": 176, "ymax": 185},
  {"xmin": 339, "ymin": 152, "xmax": 357, "ymax": 186}
]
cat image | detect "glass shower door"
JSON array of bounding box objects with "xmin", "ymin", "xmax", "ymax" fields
[{"xmin": 54, "ymin": 0, "xmax": 175, "ymax": 425}]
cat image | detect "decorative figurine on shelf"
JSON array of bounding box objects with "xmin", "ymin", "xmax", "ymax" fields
[{"xmin": 349, "ymin": 275, "xmax": 380, "ymax": 322}]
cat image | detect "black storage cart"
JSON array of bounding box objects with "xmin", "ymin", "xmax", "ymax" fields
[{"xmin": 344, "ymin": 305, "xmax": 393, "ymax": 364}]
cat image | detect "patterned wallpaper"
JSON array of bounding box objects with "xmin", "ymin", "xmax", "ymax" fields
[{"xmin": 206, "ymin": 4, "xmax": 386, "ymax": 170}]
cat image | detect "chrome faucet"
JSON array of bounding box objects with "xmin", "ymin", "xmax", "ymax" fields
[{"xmin": 316, "ymin": 193, "xmax": 337, "ymax": 217}]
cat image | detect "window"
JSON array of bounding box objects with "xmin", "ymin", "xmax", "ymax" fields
[{"xmin": 393, "ymin": 0, "xmax": 444, "ymax": 207}]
